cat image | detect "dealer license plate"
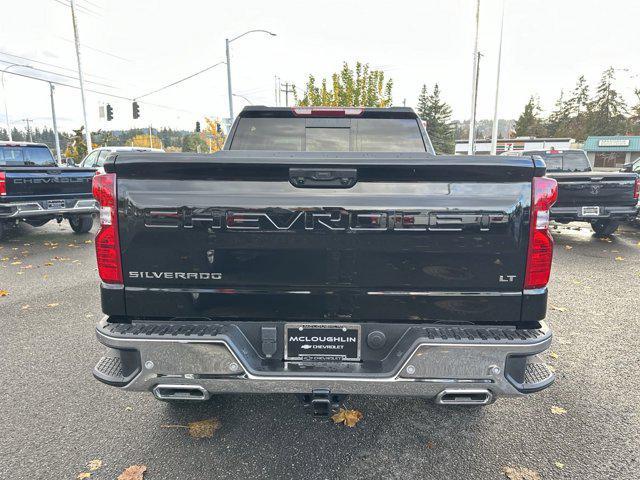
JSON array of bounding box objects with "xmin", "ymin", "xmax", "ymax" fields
[
  {"xmin": 581, "ymin": 206, "xmax": 600, "ymax": 217},
  {"xmin": 284, "ymin": 323, "xmax": 361, "ymax": 361}
]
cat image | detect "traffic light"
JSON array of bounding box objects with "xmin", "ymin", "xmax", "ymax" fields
[
  {"xmin": 106, "ymin": 104, "xmax": 113, "ymax": 121},
  {"xmin": 216, "ymin": 122, "xmax": 222, "ymax": 134},
  {"xmin": 132, "ymin": 101, "xmax": 140, "ymax": 119},
  {"xmin": 195, "ymin": 121, "xmax": 201, "ymax": 132}
]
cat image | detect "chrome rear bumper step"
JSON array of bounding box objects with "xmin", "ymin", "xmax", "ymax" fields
[{"xmin": 94, "ymin": 318, "xmax": 554, "ymax": 400}]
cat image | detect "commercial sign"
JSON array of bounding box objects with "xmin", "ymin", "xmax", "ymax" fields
[{"xmin": 598, "ymin": 139, "xmax": 630, "ymax": 147}]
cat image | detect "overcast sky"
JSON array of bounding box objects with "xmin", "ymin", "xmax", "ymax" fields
[{"xmin": 1, "ymin": 0, "xmax": 639, "ymax": 133}]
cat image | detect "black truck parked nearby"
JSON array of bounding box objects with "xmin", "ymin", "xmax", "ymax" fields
[
  {"xmin": 521, "ymin": 149, "xmax": 639, "ymax": 236},
  {"xmin": 0, "ymin": 142, "xmax": 97, "ymax": 240},
  {"xmin": 92, "ymin": 107, "xmax": 558, "ymax": 414}
]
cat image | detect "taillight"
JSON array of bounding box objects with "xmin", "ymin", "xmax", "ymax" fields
[
  {"xmin": 92, "ymin": 172, "xmax": 122, "ymax": 284},
  {"xmin": 634, "ymin": 176, "xmax": 639, "ymax": 200},
  {"xmin": 524, "ymin": 177, "xmax": 558, "ymax": 289},
  {"xmin": 0, "ymin": 172, "xmax": 6, "ymax": 196}
]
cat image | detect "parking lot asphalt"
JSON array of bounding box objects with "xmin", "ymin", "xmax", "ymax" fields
[{"xmin": 0, "ymin": 220, "xmax": 638, "ymax": 480}]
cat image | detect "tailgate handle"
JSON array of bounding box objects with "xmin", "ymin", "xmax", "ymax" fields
[{"xmin": 289, "ymin": 168, "xmax": 357, "ymax": 188}]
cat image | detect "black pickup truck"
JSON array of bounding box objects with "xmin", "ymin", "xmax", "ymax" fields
[
  {"xmin": 0, "ymin": 142, "xmax": 97, "ymax": 239},
  {"xmin": 92, "ymin": 107, "xmax": 557, "ymax": 413},
  {"xmin": 522, "ymin": 149, "xmax": 639, "ymax": 236}
]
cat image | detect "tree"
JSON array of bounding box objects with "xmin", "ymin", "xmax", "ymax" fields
[
  {"xmin": 181, "ymin": 133, "xmax": 207, "ymax": 152},
  {"xmin": 295, "ymin": 61, "xmax": 393, "ymax": 107},
  {"xmin": 588, "ymin": 67, "xmax": 628, "ymax": 136},
  {"xmin": 202, "ymin": 117, "xmax": 226, "ymax": 152},
  {"xmin": 130, "ymin": 133, "xmax": 162, "ymax": 148},
  {"xmin": 63, "ymin": 126, "xmax": 88, "ymax": 162},
  {"xmin": 628, "ymin": 89, "xmax": 640, "ymax": 135},
  {"xmin": 546, "ymin": 90, "xmax": 571, "ymax": 137},
  {"xmin": 514, "ymin": 96, "xmax": 547, "ymax": 137},
  {"xmin": 417, "ymin": 84, "xmax": 454, "ymax": 154}
]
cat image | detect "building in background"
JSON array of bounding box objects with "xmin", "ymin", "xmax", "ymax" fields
[
  {"xmin": 455, "ymin": 137, "xmax": 574, "ymax": 155},
  {"xmin": 583, "ymin": 136, "xmax": 640, "ymax": 169}
]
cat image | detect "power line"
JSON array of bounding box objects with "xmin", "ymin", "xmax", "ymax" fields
[
  {"xmin": 52, "ymin": 0, "xmax": 101, "ymax": 17},
  {"xmin": 1, "ymin": 69, "xmax": 215, "ymax": 118},
  {"xmin": 0, "ymin": 50, "xmax": 115, "ymax": 83},
  {"xmin": 0, "ymin": 60, "xmax": 116, "ymax": 89},
  {"xmin": 134, "ymin": 61, "xmax": 226, "ymax": 100},
  {"xmin": 56, "ymin": 36, "xmax": 130, "ymax": 62}
]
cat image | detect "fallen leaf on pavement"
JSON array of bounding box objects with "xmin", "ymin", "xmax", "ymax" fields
[
  {"xmin": 76, "ymin": 473, "xmax": 91, "ymax": 479},
  {"xmin": 554, "ymin": 461, "xmax": 565, "ymax": 469},
  {"xmin": 551, "ymin": 406, "xmax": 567, "ymax": 415},
  {"xmin": 21, "ymin": 305, "xmax": 30, "ymax": 310},
  {"xmin": 47, "ymin": 303, "xmax": 60, "ymax": 308},
  {"xmin": 84, "ymin": 240, "xmax": 93, "ymax": 244},
  {"xmin": 426, "ymin": 441, "xmax": 434, "ymax": 449},
  {"xmin": 87, "ymin": 459, "xmax": 102, "ymax": 471},
  {"xmin": 10, "ymin": 261, "xmax": 22, "ymax": 265},
  {"xmin": 125, "ymin": 406, "xmax": 133, "ymax": 412},
  {"xmin": 550, "ymin": 306, "xmax": 566, "ymax": 312},
  {"xmin": 549, "ymin": 352, "xmax": 558, "ymax": 359},
  {"xmin": 0, "ymin": 290, "xmax": 8, "ymax": 297},
  {"xmin": 502, "ymin": 466, "xmax": 541, "ymax": 480},
  {"xmin": 161, "ymin": 418, "xmax": 221, "ymax": 438},
  {"xmin": 117, "ymin": 465, "xmax": 147, "ymax": 480},
  {"xmin": 44, "ymin": 262, "xmax": 54, "ymax": 266},
  {"xmin": 615, "ymin": 256, "xmax": 624, "ymax": 261},
  {"xmin": 331, "ymin": 408, "xmax": 363, "ymax": 427},
  {"xmin": 564, "ymin": 245, "xmax": 573, "ymax": 250}
]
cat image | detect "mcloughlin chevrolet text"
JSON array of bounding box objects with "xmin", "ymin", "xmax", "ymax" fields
[{"xmin": 91, "ymin": 107, "xmax": 559, "ymax": 414}]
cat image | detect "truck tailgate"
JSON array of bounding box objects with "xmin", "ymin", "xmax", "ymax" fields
[
  {"xmin": 550, "ymin": 172, "xmax": 638, "ymax": 207},
  {"xmin": 2, "ymin": 167, "xmax": 95, "ymax": 200},
  {"xmin": 112, "ymin": 152, "xmax": 537, "ymax": 323}
]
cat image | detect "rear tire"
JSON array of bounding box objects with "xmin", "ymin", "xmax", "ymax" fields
[
  {"xmin": 591, "ymin": 219, "xmax": 619, "ymax": 237},
  {"xmin": 69, "ymin": 215, "xmax": 94, "ymax": 233}
]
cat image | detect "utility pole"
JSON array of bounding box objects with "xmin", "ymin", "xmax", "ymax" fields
[
  {"xmin": 490, "ymin": 0, "xmax": 506, "ymax": 156},
  {"xmin": 467, "ymin": 0, "xmax": 481, "ymax": 155},
  {"xmin": 281, "ymin": 82, "xmax": 294, "ymax": 106},
  {"xmin": 70, "ymin": 0, "xmax": 92, "ymax": 152},
  {"xmin": 22, "ymin": 118, "xmax": 33, "ymax": 142},
  {"xmin": 225, "ymin": 38, "xmax": 234, "ymax": 121},
  {"xmin": 274, "ymin": 75, "xmax": 280, "ymax": 106},
  {"xmin": 148, "ymin": 125, "xmax": 153, "ymax": 148},
  {"xmin": 49, "ymin": 83, "xmax": 62, "ymax": 163}
]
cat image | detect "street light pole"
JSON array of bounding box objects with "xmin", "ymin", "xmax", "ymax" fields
[
  {"xmin": 225, "ymin": 29, "xmax": 277, "ymax": 122},
  {"xmin": 70, "ymin": 0, "xmax": 92, "ymax": 152},
  {"xmin": 225, "ymin": 38, "xmax": 233, "ymax": 121},
  {"xmin": 49, "ymin": 83, "xmax": 62, "ymax": 163},
  {"xmin": 490, "ymin": 0, "xmax": 505, "ymax": 156},
  {"xmin": 467, "ymin": 0, "xmax": 481, "ymax": 155}
]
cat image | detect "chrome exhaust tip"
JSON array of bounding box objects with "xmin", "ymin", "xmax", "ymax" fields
[
  {"xmin": 152, "ymin": 384, "xmax": 210, "ymax": 401},
  {"xmin": 435, "ymin": 388, "xmax": 493, "ymax": 405}
]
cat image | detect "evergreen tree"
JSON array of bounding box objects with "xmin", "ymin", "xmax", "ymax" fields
[
  {"xmin": 546, "ymin": 90, "xmax": 571, "ymax": 136},
  {"xmin": 514, "ymin": 96, "xmax": 547, "ymax": 137},
  {"xmin": 417, "ymin": 84, "xmax": 454, "ymax": 154},
  {"xmin": 628, "ymin": 89, "xmax": 640, "ymax": 135},
  {"xmin": 587, "ymin": 68, "xmax": 628, "ymax": 135}
]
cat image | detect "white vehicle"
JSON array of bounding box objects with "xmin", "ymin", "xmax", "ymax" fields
[{"xmin": 79, "ymin": 146, "xmax": 164, "ymax": 173}]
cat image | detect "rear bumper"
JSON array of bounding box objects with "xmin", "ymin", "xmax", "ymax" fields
[
  {"xmin": 0, "ymin": 198, "xmax": 98, "ymax": 219},
  {"xmin": 94, "ymin": 317, "xmax": 555, "ymax": 400},
  {"xmin": 551, "ymin": 205, "xmax": 638, "ymax": 221}
]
